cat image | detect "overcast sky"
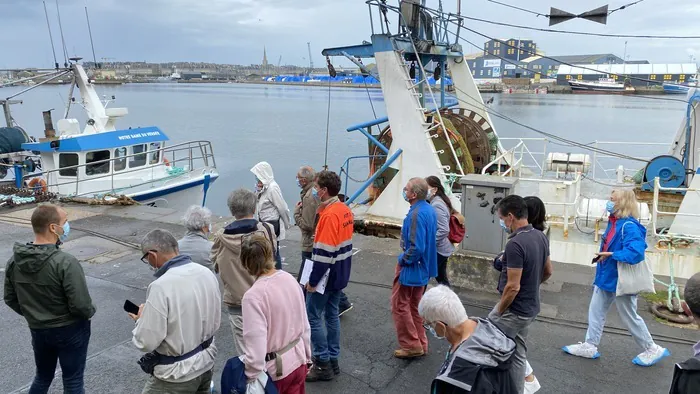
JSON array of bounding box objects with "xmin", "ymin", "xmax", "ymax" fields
[{"xmin": 1, "ymin": 0, "xmax": 698, "ymax": 69}]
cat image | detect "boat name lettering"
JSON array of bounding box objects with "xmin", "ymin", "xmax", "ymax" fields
[{"xmin": 117, "ymin": 131, "xmax": 161, "ymax": 140}]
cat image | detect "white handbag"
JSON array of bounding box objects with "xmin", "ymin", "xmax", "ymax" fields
[
  {"xmin": 246, "ymin": 372, "xmax": 270, "ymax": 394},
  {"xmin": 615, "ymin": 222, "xmax": 655, "ymax": 296}
]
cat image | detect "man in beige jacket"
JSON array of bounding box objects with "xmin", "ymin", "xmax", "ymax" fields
[
  {"xmin": 211, "ymin": 188, "xmax": 277, "ymax": 355},
  {"xmin": 294, "ymin": 166, "xmax": 319, "ymax": 283}
]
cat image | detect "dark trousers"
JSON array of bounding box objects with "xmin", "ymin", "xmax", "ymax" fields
[
  {"xmin": 266, "ymin": 220, "xmax": 283, "ymax": 270},
  {"xmin": 300, "ymin": 252, "xmax": 351, "ymax": 311},
  {"xmin": 436, "ymin": 253, "xmax": 451, "ymax": 287},
  {"xmin": 29, "ymin": 320, "xmax": 91, "ymax": 394}
]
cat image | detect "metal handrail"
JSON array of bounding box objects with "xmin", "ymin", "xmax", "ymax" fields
[
  {"xmin": 23, "ymin": 140, "xmax": 216, "ymax": 196},
  {"xmin": 482, "ymin": 141, "xmax": 523, "ymax": 176},
  {"xmin": 651, "ymin": 177, "xmax": 700, "ymax": 241},
  {"xmin": 340, "ymin": 154, "xmax": 386, "ymax": 198},
  {"xmin": 591, "ymin": 140, "xmax": 667, "ymax": 179}
]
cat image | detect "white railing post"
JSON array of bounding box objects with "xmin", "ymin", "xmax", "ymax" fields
[
  {"xmin": 540, "ymin": 138, "xmax": 548, "ymax": 177},
  {"xmin": 653, "ymin": 176, "xmax": 660, "ymax": 231},
  {"xmin": 519, "ymin": 141, "xmax": 525, "ymax": 177},
  {"xmin": 592, "ymin": 140, "xmax": 598, "ymax": 179}
]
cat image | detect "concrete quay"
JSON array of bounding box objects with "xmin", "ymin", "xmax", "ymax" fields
[{"xmin": 1, "ymin": 203, "xmax": 697, "ymax": 393}]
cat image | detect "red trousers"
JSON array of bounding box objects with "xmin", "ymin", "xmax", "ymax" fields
[
  {"xmin": 273, "ymin": 364, "xmax": 307, "ymax": 394},
  {"xmin": 390, "ymin": 265, "xmax": 428, "ymax": 351}
]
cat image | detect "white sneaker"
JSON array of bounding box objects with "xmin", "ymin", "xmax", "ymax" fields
[
  {"xmin": 562, "ymin": 342, "xmax": 600, "ymax": 359},
  {"xmin": 632, "ymin": 344, "xmax": 670, "ymax": 367},
  {"xmin": 524, "ymin": 376, "xmax": 541, "ymax": 394}
]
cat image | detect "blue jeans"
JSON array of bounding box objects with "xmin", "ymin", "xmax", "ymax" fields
[
  {"xmin": 29, "ymin": 320, "xmax": 91, "ymax": 394},
  {"xmin": 300, "ymin": 252, "xmax": 351, "ymax": 311},
  {"xmin": 585, "ymin": 286, "xmax": 654, "ymax": 351},
  {"xmin": 306, "ymin": 290, "xmax": 341, "ymax": 362}
]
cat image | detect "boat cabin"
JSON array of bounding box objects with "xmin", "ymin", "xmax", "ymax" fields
[{"xmin": 21, "ymin": 127, "xmax": 170, "ymax": 196}]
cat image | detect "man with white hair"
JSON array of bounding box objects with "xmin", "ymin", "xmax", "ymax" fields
[
  {"xmin": 130, "ymin": 229, "xmax": 221, "ymax": 393},
  {"xmin": 391, "ymin": 177, "xmax": 438, "ymax": 359},
  {"xmin": 178, "ymin": 205, "xmax": 214, "ymax": 271},
  {"xmin": 419, "ymin": 285, "xmax": 518, "ymax": 393}
]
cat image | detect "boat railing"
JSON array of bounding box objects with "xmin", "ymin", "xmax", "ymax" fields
[
  {"xmin": 590, "ymin": 140, "xmax": 668, "ymax": 180},
  {"xmin": 340, "ymin": 154, "xmax": 387, "ymax": 202},
  {"xmin": 486, "ymin": 137, "xmax": 549, "ymax": 177},
  {"xmin": 25, "ymin": 140, "xmax": 216, "ymax": 197},
  {"xmin": 651, "ymin": 177, "xmax": 700, "ymax": 242},
  {"xmin": 485, "ymin": 137, "xmax": 668, "ymax": 182}
]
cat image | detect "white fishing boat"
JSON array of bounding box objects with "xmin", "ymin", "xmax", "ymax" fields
[
  {"xmin": 1, "ymin": 60, "xmax": 218, "ymax": 208},
  {"xmin": 568, "ymin": 77, "xmax": 633, "ymax": 93},
  {"xmin": 322, "ymin": 0, "xmax": 700, "ymax": 306}
]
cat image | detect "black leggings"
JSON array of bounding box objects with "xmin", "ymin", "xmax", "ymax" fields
[{"xmin": 436, "ymin": 253, "xmax": 451, "ymax": 287}]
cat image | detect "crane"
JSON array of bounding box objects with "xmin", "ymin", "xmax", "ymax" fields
[
  {"xmin": 307, "ymin": 42, "xmax": 314, "ymax": 76},
  {"xmin": 277, "ymin": 55, "xmax": 282, "ymax": 69}
]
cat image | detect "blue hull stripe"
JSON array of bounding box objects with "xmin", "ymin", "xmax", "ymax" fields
[{"xmin": 130, "ymin": 175, "xmax": 218, "ymax": 202}]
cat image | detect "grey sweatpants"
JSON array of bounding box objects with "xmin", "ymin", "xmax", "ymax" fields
[{"xmin": 488, "ymin": 306, "xmax": 536, "ymax": 394}]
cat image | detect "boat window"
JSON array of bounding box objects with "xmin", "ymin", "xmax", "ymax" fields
[
  {"xmin": 114, "ymin": 147, "xmax": 127, "ymax": 171},
  {"xmin": 129, "ymin": 144, "xmax": 147, "ymax": 168},
  {"xmin": 58, "ymin": 153, "xmax": 79, "ymax": 176},
  {"xmin": 86, "ymin": 150, "xmax": 111, "ymax": 176},
  {"xmin": 149, "ymin": 142, "xmax": 162, "ymax": 165}
]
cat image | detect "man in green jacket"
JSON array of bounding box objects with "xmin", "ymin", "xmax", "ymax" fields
[{"xmin": 4, "ymin": 203, "xmax": 95, "ymax": 394}]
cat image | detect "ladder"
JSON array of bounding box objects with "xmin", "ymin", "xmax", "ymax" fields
[{"xmin": 395, "ymin": 42, "xmax": 465, "ymax": 180}]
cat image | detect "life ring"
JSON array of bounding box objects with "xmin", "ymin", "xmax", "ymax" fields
[
  {"xmin": 163, "ymin": 158, "xmax": 171, "ymax": 167},
  {"xmin": 27, "ymin": 177, "xmax": 48, "ymax": 193}
]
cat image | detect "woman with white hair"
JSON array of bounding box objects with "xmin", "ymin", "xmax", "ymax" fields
[
  {"xmin": 563, "ymin": 189, "xmax": 670, "ymax": 366},
  {"xmin": 419, "ymin": 285, "xmax": 518, "ymax": 393},
  {"xmin": 178, "ymin": 205, "xmax": 215, "ymax": 271},
  {"xmin": 251, "ymin": 161, "xmax": 291, "ymax": 269}
]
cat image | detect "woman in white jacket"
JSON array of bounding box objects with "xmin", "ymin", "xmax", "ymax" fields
[{"xmin": 251, "ymin": 161, "xmax": 291, "ymax": 269}]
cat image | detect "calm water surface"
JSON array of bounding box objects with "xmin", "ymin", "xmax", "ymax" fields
[{"xmin": 2, "ymin": 83, "xmax": 685, "ymax": 215}]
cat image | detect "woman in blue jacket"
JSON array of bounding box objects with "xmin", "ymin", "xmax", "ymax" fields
[{"xmin": 562, "ymin": 189, "xmax": 670, "ymax": 367}]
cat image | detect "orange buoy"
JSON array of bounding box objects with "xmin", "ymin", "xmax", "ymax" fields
[{"xmin": 27, "ymin": 177, "xmax": 48, "ymax": 193}]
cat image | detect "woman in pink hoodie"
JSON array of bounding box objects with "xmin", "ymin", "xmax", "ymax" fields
[{"xmin": 240, "ymin": 234, "xmax": 312, "ymax": 393}]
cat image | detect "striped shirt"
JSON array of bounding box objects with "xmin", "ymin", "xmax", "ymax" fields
[{"xmin": 308, "ymin": 197, "xmax": 353, "ymax": 291}]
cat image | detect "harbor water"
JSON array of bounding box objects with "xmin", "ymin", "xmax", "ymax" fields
[{"xmin": 2, "ymin": 83, "xmax": 685, "ymax": 215}]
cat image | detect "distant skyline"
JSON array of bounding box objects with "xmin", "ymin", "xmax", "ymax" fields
[{"xmin": 0, "ymin": 0, "xmax": 698, "ymax": 69}]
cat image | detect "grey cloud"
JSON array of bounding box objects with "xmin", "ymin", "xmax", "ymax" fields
[{"xmin": 1, "ymin": 0, "xmax": 698, "ymax": 69}]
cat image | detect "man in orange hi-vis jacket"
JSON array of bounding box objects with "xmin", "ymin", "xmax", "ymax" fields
[{"xmin": 304, "ymin": 170, "xmax": 354, "ymax": 382}]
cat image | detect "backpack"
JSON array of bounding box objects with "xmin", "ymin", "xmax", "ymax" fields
[
  {"xmin": 448, "ymin": 212, "xmax": 466, "ymax": 244},
  {"xmin": 221, "ymin": 356, "xmax": 278, "ymax": 394}
]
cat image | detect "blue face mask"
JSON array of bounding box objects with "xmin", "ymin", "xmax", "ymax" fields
[
  {"xmin": 56, "ymin": 221, "xmax": 70, "ymax": 244},
  {"xmin": 311, "ymin": 187, "xmax": 319, "ymax": 200},
  {"xmin": 606, "ymin": 201, "xmax": 615, "ymax": 214},
  {"xmin": 402, "ymin": 190, "xmax": 410, "ymax": 202},
  {"xmin": 427, "ymin": 324, "xmax": 446, "ymax": 340},
  {"xmin": 499, "ymin": 218, "xmax": 511, "ymax": 234},
  {"xmin": 296, "ymin": 179, "xmax": 302, "ymax": 188}
]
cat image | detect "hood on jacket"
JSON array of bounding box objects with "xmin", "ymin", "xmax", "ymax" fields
[
  {"xmin": 12, "ymin": 243, "xmax": 61, "ymax": 274},
  {"xmin": 456, "ymin": 317, "xmax": 516, "ymax": 368},
  {"xmin": 250, "ymin": 161, "xmax": 274, "ymax": 186},
  {"xmin": 219, "ymin": 219, "xmax": 260, "ymax": 254}
]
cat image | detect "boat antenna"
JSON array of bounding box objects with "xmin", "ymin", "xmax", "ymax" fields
[
  {"xmin": 43, "ymin": 1, "xmax": 59, "ymax": 69},
  {"xmin": 55, "ymin": 0, "xmax": 69, "ymax": 67},
  {"xmin": 84, "ymin": 1, "xmax": 99, "ymax": 68}
]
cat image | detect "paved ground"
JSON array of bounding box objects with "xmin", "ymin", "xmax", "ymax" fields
[{"xmin": 1, "ymin": 204, "xmax": 698, "ymax": 394}]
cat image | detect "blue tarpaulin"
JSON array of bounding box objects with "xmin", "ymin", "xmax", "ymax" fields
[{"xmin": 272, "ymin": 75, "xmax": 451, "ymax": 86}]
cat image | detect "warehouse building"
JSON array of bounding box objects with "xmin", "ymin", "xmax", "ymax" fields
[{"xmin": 556, "ymin": 64, "xmax": 697, "ymax": 86}]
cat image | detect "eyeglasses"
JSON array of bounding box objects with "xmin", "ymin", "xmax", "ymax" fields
[
  {"xmin": 422, "ymin": 321, "xmax": 448, "ymax": 330},
  {"xmin": 141, "ymin": 250, "xmax": 157, "ymax": 264}
]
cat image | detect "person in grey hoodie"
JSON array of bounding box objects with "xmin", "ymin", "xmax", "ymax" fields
[
  {"xmin": 419, "ymin": 285, "xmax": 517, "ymax": 394},
  {"xmin": 4, "ymin": 204, "xmax": 95, "ymax": 393},
  {"xmin": 425, "ymin": 176, "xmax": 456, "ymax": 287},
  {"xmin": 178, "ymin": 205, "xmax": 215, "ymax": 271}
]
